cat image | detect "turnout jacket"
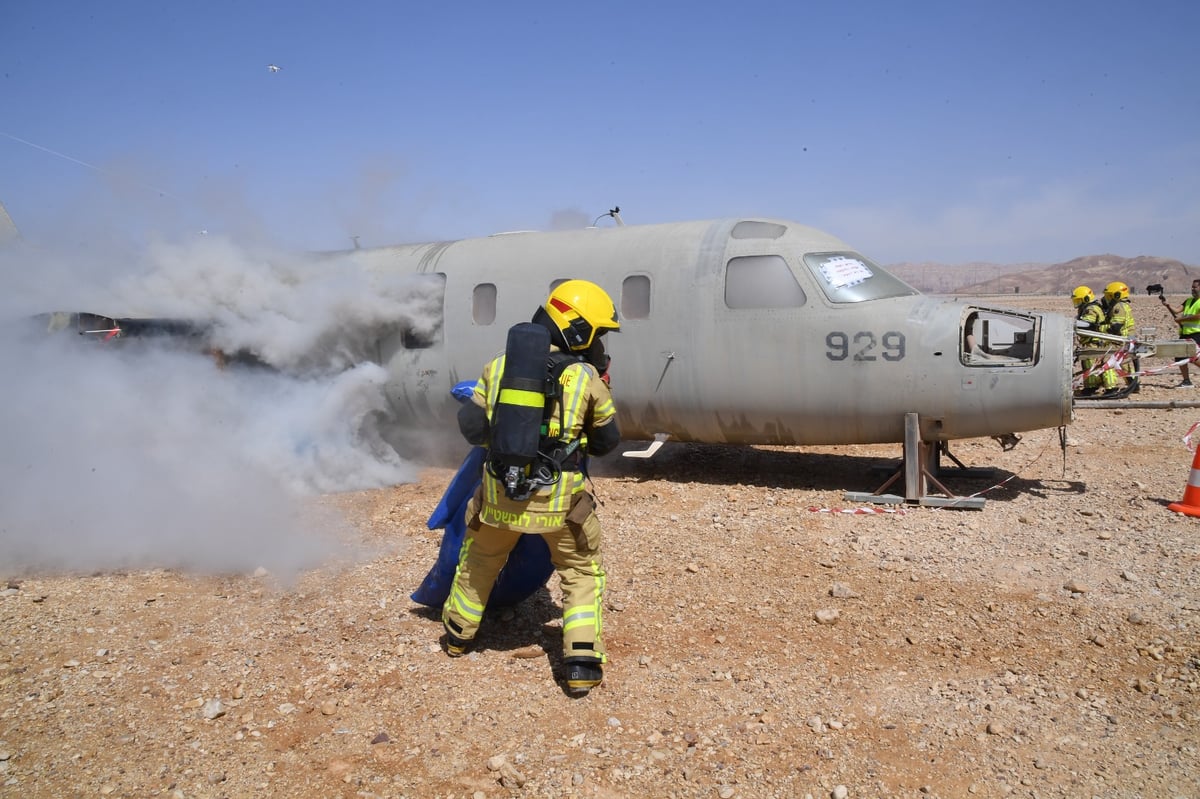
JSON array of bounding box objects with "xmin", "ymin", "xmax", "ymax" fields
[{"xmin": 461, "ymin": 347, "xmax": 618, "ymax": 533}]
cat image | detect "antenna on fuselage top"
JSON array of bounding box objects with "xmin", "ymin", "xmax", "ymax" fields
[{"xmin": 591, "ymin": 206, "xmax": 624, "ymax": 227}]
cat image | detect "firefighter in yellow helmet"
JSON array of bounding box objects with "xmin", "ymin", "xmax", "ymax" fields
[
  {"xmin": 444, "ymin": 279, "xmax": 620, "ymax": 695},
  {"xmin": 1071, "ymin": 286, "xmax": 1105, "ymax": 395},
  {"xmin": 1101, "ymin": 281, "xmax": 1137, "ymax": 394}
]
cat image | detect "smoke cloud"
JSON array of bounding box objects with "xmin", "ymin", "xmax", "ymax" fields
[{"xmin": 0, "ymin": 233, "xmax": 447, "ymax": 580}]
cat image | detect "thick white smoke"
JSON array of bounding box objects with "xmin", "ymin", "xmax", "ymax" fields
[{"xmin": 0, "ymin": 234, "xmax": 445, "ymax": 579}]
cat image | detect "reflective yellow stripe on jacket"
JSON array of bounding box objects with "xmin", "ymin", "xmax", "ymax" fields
[{"xmin": 474, "ymin": 351, "xmax": 610, "ymax": 529}]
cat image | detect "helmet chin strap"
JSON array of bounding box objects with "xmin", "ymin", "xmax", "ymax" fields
[{"xmin": 562, "ymin": 315, "xmax": 594, "ymax": 350}]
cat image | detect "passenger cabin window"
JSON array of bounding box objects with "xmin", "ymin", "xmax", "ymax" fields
[
  {"xmin": 961, "ymin": 308, "xmax": 1039, "ymax": 366},
  {"xmin": 725, "ymin": 255, "xmax": 806, "ymax": 309},
  {"xmin": 472, "ymin": 283, "xmax": 497, "ymax": 325},
  {"xmin": 802, "ymin": 252, "xmax": 918, "ymax": 303},
  {"xmin": 621, "ymin": 275, "xmax": 651, "ymax": 319}
]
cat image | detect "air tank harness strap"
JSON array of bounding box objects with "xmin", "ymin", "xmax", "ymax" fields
[{"xmin": 541, "ymin": 437, "xmax": 583, "ymax": 472}]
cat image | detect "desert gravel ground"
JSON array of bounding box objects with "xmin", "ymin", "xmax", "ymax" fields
[{"xmin": 2, "ymin": 296, "xmax": 1199, "ymax": 799}]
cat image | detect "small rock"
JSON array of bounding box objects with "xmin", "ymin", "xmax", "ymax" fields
[
  {"xmin": 201, "ymin": 699, "xmax": 226, "ymax": 720},
  {"xmin": 1064, "ymin": 580, "xmax": 1089, "ymax": 594},
  {"xmin": 370, "ymin": 732, "xmax": 390, "ymax": 744},
  {"xmin": 814, "ymin": 608, "xmax": 840, "ymax": 625},
  {"xmin": 832, "ymin": 786, "xmax": 849, "ymax": 799},
  {"xmin": 829, "ymin": 582, "xmax": 856, "ymax": 599},
  {"xmin": 511, "ymin": 646, "xmax": 543, "ymax": 659},
  {"xmin": 499, "ymin": 761, "xmax": 526, "ymax": 788},
  {"xmin": 320, "ymin": 701, "xmax": 337, "ymax": 715}
]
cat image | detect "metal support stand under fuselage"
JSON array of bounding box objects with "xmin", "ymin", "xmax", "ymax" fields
[{"xmin": 844, "ymin": 413, "xmax": 987, "ymax": 510}]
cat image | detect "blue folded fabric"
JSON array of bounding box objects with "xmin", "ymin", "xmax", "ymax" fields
[{"xmin": 410, "ymin": 445, "xmax": 554, "ymax": 608}]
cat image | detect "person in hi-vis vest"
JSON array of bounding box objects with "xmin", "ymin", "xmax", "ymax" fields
[{"xmin": 1161, "ymin": 278, "xmax": 1200, "ymax": 388}]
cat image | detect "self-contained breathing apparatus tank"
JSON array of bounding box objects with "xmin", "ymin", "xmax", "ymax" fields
[{"xmin": 486, "ymin": 322, "xmax": 581, "ymax": 501}]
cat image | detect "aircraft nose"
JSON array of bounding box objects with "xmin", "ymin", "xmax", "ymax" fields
[{"xmin": 1048, "ymin": 311, "xmax": 1076, "ymax": 424}]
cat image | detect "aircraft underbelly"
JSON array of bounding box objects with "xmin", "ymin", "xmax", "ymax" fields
[{"xmin": 618, "ymin": 369, "xmax": 1064, "ymax": 445}]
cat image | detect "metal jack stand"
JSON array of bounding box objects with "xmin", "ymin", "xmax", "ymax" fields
[{"xmin": 845, "ymin": 413, "xmax": 987, "ymax": 510}]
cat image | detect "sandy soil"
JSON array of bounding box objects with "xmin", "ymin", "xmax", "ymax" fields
[{"xmin": 2, "ymin": 295, "xmax": 1198, "ymax": 799}]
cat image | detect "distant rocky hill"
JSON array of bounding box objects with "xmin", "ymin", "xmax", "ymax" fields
[
  {"xmin": 888, "ymin": 255, "xmax": 1198, "ymax": 297},
  {"xmin": 888, "ymin": 261, "xmax": 1046, "ymax": 294}
]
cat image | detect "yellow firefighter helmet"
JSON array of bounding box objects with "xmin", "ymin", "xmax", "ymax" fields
[
  {"xmin": 1071, "ymin": 286, "xmax": 1094, "ymax": 307},
  {"xmin": 1103, "ymin": 281, "xmax": 1130, "ymax": 303},
  {"xmin": 543, "ymin": 280, "xmax": 620, "ymax": 351}
]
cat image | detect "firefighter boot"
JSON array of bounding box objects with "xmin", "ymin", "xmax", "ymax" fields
[
  {"xmin": 565, "ymin": 657, "xmax": 603, "ymax": 695},
  {"xmin": 443, "ymin": 626, "xmax": 472, "ymax": 658}
]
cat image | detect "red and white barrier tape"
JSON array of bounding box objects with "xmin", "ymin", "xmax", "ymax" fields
[
  {"xmin": 1073, "ymin": 339, "xmax": 1200, "ymax": 388},
  {"xmin": 1182, "ymin": 420, "xmax": 1200, "ymax": 452},
  {"xmin": 807, "ymin": 506, "xmax": 907, "ymax": 515}
]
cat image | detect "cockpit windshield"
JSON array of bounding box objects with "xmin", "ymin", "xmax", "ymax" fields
[{"xmin": 802, "ymin": 252, "xmax": 918, "ymax": 303}]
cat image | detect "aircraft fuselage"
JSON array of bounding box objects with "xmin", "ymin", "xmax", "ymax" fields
[{"xmin": 349, "ymin": 218, "xmax": 1073, "ymax": 446}]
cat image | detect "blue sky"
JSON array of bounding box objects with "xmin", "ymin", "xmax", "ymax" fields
[{"xmin": 2, "ymin": 0, "xmax": 1198, "ymax": 264}]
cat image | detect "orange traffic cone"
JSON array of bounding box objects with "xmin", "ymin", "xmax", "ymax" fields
[{"xmin": 1168, "ymin": 446, "xmax": 1200, "ymax": 517}]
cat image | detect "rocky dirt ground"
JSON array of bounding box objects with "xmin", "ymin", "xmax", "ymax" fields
[{"xmin": 2, "ymin": 296, "xmax": 1199, "ymax": 799}]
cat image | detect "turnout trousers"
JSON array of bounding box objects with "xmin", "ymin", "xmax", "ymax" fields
[{"xmin": 442, "ymin": 489, "xmax": 607, "ymax": 663}]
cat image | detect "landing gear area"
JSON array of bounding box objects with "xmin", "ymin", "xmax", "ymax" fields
[{"xmin": 845, "ymin": 413, "xmax": 990, "ymax": 510}]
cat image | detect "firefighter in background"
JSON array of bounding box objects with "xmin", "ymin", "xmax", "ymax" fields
[
  {"xmin": 1159, "ymin": 278, "xmax": 1200, "ymax": 388},
  {"xmin": 1072, "ymin": 286, "xmax": 1106, "ymax": 395},
  {"xmin": 445, "ymin": 280, "xmax": 621, "ymax": 696},
  {"xmin": 1101, "ymin": 281, "xmax": 1138, "ymax": 394}
]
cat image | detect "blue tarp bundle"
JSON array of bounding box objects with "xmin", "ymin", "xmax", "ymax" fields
[{"xmin": 410, "ymin": 400, "xmax": 556, "ymax": 609}]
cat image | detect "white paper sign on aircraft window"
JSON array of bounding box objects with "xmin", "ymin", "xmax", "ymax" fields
[{"xmin": 817, "ymin": 255, "xmax": 873, "ymax": 289}]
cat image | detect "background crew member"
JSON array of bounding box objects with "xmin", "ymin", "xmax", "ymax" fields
[
  {"xmin": 1101, "ymin": 281, "xmax": 1137, "ymax": 395},
  {"xmin": 1160, "ymin": 278, "xmax": 1200, "ymax": 388},
  {"xmin": 1071, "ymin": 286, "xmax": 1105, "ymax": 395}
]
